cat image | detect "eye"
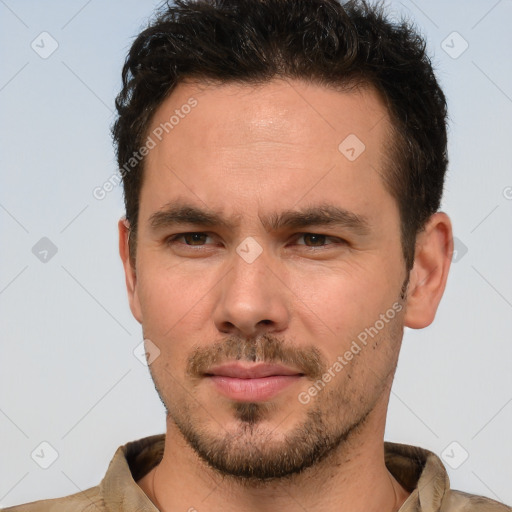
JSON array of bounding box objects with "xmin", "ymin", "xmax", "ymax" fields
[
  {"xmin": 295, "ymin": 233, "xmax": 346, "ymax": 247},
  {"xmin": 167, "ymin": 232, "xmax": 213, "ymax": 246}
]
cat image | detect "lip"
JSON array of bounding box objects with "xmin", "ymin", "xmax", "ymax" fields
[
  {"xmin": 204, "ymin": 363, "xmax": 304, "ymax": 401},
  {"xmin": 205, "ymin": 363, "xmax": 303, "ymax": 379}
]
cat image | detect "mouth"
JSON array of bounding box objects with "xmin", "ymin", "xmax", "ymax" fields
[{"xmin": 204, "ymin": 363, "xmax": 305, "ymax": 402}]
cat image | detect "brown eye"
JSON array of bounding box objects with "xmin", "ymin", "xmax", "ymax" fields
[
  {"xmin": 302, "ymin": 234, "xmax": 327, "ymax": 246},
  {"xmin": 296, "ymin": 233, "xmax": 345, "ymax": 248},
  {"xmin": 182, "ymin": 233, "xmax": 208, "ymax": 245},
  {"xmin": 167, "ymin": 232, "xmax": 211, "ymax": 246}
]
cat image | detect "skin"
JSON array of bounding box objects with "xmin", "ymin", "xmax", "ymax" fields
[{"xmin": 119, "ymin": 79, "xmax": 453, "ymax": 512}]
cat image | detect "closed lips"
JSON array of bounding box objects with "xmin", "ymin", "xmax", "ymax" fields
[{"xmin": 204, "ymin": 363, "xmax": 304, "ymax": 379}]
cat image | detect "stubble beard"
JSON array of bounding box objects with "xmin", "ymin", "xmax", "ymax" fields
[
  {"xmin": 147, "ymin": 322, "xmax": 403, "ymax": 483},
  {"xmin": 170, "ymin": 388, "xmax": 374, "ymax": 483}
]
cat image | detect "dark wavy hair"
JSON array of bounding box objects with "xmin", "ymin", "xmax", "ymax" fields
[{"xmin": 112, "ymin": 0, "xmax": 448, "ymax": 271}]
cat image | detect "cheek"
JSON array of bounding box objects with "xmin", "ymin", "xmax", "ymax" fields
[
  {"xmin": 138, "ymin": 274, "xmax": 208, "ymax": 378},
  {"xmin": 137, "ymin": 262, "xmax": 207, "ymax": 340},
  {"xmin": 291, "ymin": 262, "xmax": 400, "ymax": 350}
]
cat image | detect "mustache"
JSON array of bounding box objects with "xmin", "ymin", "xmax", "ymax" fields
[{"xmin": 186, "ymin": 333, "xmax": 326, "ymax": 380}]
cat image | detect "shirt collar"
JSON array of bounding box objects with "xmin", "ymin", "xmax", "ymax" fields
[
  {"xmin": 99, "ymin": 435, "xmax": 449, "ymax": 512},
  {"xmin": 100, "ymin": 434, "xmax": 164, "ymax": 511},
  {"xmin": 384, "ymin": 442, "xmax": 450, "ymax": 512}
]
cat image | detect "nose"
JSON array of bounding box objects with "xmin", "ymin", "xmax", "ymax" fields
[{"xmin": 213, "ymin": 248, "xmax": 290, "ymax": 338}]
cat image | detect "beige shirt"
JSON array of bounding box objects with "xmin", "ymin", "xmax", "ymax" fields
[{"xmin": 2, "ymin": 434, "xmax": 510, "ymax": 511}]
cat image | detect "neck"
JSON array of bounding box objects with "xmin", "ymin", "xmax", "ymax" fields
[{"xmin": 138, "ymin": 400, "xmax": 410, "ymax": 512}]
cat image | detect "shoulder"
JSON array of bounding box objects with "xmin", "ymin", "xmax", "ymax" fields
[
  {"xmin": 445, "ymin": 489, "xmax": 511, "ymax": 511},
  {"xmin": 384, "ymin": 441, "xmax": 510, "ymax": 512},
  {"xmin": 1, "ymin": 434, "xmax": 164, "ymax": 512},
  {"xmin": 1, "ymin": 485, "xmax": 105, "ymax": 512}
]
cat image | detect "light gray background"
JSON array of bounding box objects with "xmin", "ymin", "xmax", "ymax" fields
[{"xmin": 1, "ymin": 0, "xmax": 511, "ymax": 508}]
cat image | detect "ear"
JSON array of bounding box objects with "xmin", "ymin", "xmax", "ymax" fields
[
  {"xmin": 404, "ymin": 212, "xmax": 453, "ymax": 329},
  {"xmin": 118, "ymin": 218, "xmax": 143, "ymax": 324}
]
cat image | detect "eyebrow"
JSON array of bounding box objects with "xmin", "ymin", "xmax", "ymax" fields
[{"xmin": 148, "ymin": 201, "xmax": 371, "ymax": 236}]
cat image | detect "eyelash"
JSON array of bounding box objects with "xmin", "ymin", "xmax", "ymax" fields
[{"xmin": 165, "ymin": 232, "xmax": 346, "ymax": 249}]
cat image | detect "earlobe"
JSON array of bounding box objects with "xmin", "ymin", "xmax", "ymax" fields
[
  {"xmin": 403, "ymin": 212, "xmax": 453, "ymax": 329},
  {"xmin": 118, "ymin": 218, "xmax": 143, "ymax": 324}
]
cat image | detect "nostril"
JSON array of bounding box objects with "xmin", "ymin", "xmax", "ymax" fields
[{"xmin": 218, "ymin": 322, "xmax": 236, "ymax": 334}]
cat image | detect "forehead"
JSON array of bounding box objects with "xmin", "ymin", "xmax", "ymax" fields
[
  {"xmin": 149, "ymin": 78, "xmax": 390, "ymax": 150},
  {"xmin": 141, "ymin": 78, "xmax": 396, "ymax": 223}
]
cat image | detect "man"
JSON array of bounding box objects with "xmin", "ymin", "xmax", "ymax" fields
[{"xmin": 4, "ymin": 0, "xmax": 510, "ymax": 511}]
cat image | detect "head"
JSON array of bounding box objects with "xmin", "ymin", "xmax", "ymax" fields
[{"xmin": 115, "ymin": 0, "xmax": 453, "ymax": 481}]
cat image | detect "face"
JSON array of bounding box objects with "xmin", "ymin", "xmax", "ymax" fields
[{"xmin": 122, "ymin": 79, "xmax": 411, "ymax": 480}]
